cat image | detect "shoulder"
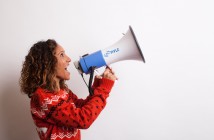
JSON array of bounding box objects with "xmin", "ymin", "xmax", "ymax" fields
[
  {"xmin": 31, "ymin": 87, "xmax": 75, "ymax": 102},
  {"xmin": 30, "ymin": 87, "xmax": 51, "ymax": 106},
  {"xmin": 32, "ymin": 87, "xmax": 51, "ymax": 99},
  {"xmin": 31, "ymin": 88, "xmax": 73, "ymax": 109}
]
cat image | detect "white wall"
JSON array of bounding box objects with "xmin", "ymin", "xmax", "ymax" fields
[{"xmin": 0, "ymin": 0, "xmax": 214, "ymax": 140}]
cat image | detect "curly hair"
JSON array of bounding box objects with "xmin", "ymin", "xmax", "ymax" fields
[{"xmin": 20, "ymin": 39, "xmax": 67, "ymax": 97}]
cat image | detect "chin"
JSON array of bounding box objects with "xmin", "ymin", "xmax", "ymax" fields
[
  {"xmin": 65, "ymin": 77, "xmax": 70, "ymax": 80},
  {"xmin": 63, "ymin": 76, "xmax": 70, "ymax": 80},
  {"xmin": 66, "ymin": 75, "xmax": 71, "ymax": 80},
  {"xmin": 57, "ymin": 75, "xmax": 70, "ymax": 81}
]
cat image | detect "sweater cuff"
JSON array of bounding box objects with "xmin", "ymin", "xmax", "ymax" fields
[{"xmin": 99, "ymin": 78, "xmax": 115, "ymax": 91}]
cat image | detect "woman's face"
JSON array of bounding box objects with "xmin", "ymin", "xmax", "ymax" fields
[{"xmin": 54, "ymin": 45, "xmax": 71, "ymax": 81}]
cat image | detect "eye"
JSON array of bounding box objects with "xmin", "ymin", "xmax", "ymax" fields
[{"xmin": 60, "ymin": 52, "xmax": 65, "ymax": 57}]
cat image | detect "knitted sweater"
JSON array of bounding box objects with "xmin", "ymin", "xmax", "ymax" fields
[{"xmin": 30, "ymin": 78, "xmax": 114, "ymax": 140}]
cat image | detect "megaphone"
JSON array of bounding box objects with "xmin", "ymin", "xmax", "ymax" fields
[{"xmin": 74, "ymin": 26, "xmax": 145, "ymax": 74}]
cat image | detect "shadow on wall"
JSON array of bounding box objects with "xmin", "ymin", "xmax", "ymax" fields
[{"xmin": 1, "ymin": 79, "xmax": 38, "ymax": 140}]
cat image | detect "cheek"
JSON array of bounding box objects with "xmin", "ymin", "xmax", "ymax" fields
[
  {"xmin": 55, "ymin": 63, "xmax": 63, "ymax": 74},
  {"xmin": 55, "ymin": 60, "xmax": 64, "ymax": 69},
  {"xmin": 55, "ymin": 63, "xmax": 67, "ymax": 76}
]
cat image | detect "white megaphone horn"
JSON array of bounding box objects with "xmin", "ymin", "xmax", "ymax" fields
[{"xmin": 74, "ymin": 26, "xmax": 145, "ymax": 74}]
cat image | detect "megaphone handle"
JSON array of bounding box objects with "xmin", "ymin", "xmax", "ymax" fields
[{"xmin": 88, "ymin": 66, "xmax": 96, "ymax": 96}]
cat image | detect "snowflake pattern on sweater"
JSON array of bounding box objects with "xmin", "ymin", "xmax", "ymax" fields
[{"xmin": 30, "ymin": 78, "xmax": 114, "ymax": 140}]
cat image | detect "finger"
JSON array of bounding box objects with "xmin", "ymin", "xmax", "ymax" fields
[
  {"xmin": 106, "ymin": 72, "xmax": 118, "ymax": 81},
  {"xmin": 110, "ymin": 69, "xmax": 115, "ymax": 75},
  {"xmin": 106, "ymin": 65, "xmax": 112, "ymax": 71},
  {"xmin": 106, "ymin": 66, "xmax": 115, "ymax": 74},
  {"xmin": 106, "ymin": 65, "xmax": 111, "ymax": 69},
  {"xmin": 95, "ymin": 75, "xmax": 102, "ymax": 79},
  {"xmin": 104, "ymin": 68, "xmax": 111, "ymax": 75}
]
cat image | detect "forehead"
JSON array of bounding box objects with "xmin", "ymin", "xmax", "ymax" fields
[{"xmin": 54, "ymin": 45, "xmax": 65, "ymax": 53}]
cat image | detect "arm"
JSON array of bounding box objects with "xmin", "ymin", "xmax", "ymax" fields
[
  {"xmin": 31, "ymin": 78, "xmax": 114, "ymax": 129},
  {"xmin": 31, "ymin": 67, "xmax": 117, "ymax": 129},
  {"xmin": 73, "ymin": 65, "xmax": 117, "ymax": 107},
  {"xmin": 73, "ymin": 77, "xmax": 101, "ymax": 108}
]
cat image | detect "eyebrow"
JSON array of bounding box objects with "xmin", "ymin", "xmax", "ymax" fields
[{"xmin": 57, "ymin": 51, "xmax": 65, "ymax": 55}]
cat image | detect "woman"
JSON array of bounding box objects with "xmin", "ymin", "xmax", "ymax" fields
[{"xmin": 19, "ymin": 39, "xmax": 117, "ymax": 140}]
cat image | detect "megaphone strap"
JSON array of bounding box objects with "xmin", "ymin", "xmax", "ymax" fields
[
  {"xmin": 88, "ymin": 66, "xmax": 96, "ymax": 96},
  {"xmin": 80, "ymin": 66, "xmax": 96, "ymax": 96}
]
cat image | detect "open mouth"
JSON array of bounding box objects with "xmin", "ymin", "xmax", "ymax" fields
[{"xmin": 65, "ymin": 64, "xmax": 70, "ymax": 72}]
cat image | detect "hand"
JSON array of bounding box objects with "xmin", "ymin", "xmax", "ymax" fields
[{"xmin": 101, "ymin": 66, "xmax": 118, "ymax": 81}]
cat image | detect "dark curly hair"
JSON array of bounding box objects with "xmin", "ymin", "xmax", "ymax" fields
[{"xmin": 19, "ymin": 39, "xmax": 67, "ymax": 97}]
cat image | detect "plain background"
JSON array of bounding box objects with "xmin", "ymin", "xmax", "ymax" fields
[{"xmin": 0, "ymin": 0, "xmax": 214, "ymax": 140}]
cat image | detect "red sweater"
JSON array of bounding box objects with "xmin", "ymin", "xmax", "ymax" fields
[{"xmin": 30, "ymin": 78, "xmax": 114, "ymax": 140}]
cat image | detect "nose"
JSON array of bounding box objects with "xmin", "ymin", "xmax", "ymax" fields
[{"xmin": 67, "ymin": 55, "xmax": 71, "ymax": 62}]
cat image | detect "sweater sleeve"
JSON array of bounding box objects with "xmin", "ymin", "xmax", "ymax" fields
[
  {"xmin": 31, "ymin": 78, "xmax": 114, "ymax": 129},
  {"xmin": 72, "ymin": 77, "xmax": 102, "ymax": 108}
]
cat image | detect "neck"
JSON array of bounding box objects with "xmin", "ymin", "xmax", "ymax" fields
[{"xmin": 54, "ymin": 78, "xmax": 61, "ymax": 92}]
